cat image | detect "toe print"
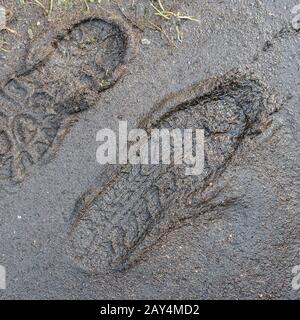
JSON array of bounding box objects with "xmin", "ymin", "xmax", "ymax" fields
[
  {"xmin": 66, "ymin": 71, "xmax": 277, "ymax": 273},
  {"xmin": 0, "ymin": 17, "xmax": 134, "ymax": 183}
]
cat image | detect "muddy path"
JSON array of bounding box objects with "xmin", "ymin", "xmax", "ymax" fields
[{"xmin": 0, "ymin": 0, "xmax": 299, "ymax": 299}]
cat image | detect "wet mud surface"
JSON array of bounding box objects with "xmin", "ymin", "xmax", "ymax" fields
[
  {"xmin": 1, "ymin": 16, "xmax": 133, "ymax": 183},
  {"xmin": 0, "ymin": 0, "xmax": 299, "ymax": 299},
  {"xmin": 67, "ymin": 72, "xmax": 277, "ymax": 273}
]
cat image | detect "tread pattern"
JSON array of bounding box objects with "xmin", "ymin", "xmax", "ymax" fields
[
  {"xmin": 67, "ymin": 72, "xmax": 277, "ymax": 273},
  {"xmin": 0, "ymin": 18, "xmax": 129, "ymax": 183}
]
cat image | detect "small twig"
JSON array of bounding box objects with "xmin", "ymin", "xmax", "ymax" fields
[
  {"xmin": 113, "ymin": 0, "xmax": 145, "ymax": 31},
  {"xmin": 157, "ymin": 0, "xmax": 165, "ymax": 11},
  {"xmin": 0, "ymin": 47, "xmax": 9, "ymax": 52},
  {"xmin": 83, "ymin": 0, "xmax": 90, "ymax": 11},
  {"xmin": 33, "ymin": 0, "xmax": 47, "ymax": 12},
  {"xmin": 151, "ymin": 3, "xmax": 170, "ymax": 20},
  {"xmin": 176, "ymin": 25, "xmax": 183, "ymax": 42},
  {"xmin": 147, "ymin": 20, "xmax": 177, "ymax": 47},
  {"xmin": 175, "ymin": 14, "xmax": 200, "ymax": 22},
  {"xmin": 4, "ymin": 26, "xmax": 18, "ymax": 35},
  {"xmin": 48, "ymin": 0, "xmax": 53, "ymax": 15},
  {"xmin": 151, "ymin": 1, "xmax": 199, "ymax": 23},
  {"xmin": 0, "ymin": 38, "xmax": 9, "ymax": 52}
]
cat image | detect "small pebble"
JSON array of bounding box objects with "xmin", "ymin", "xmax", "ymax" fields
[{"xmin": 141, "ymin": 38, "xmax": 151, "ymax": 45}]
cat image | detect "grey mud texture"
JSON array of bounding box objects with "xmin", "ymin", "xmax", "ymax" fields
[
  {"xmin": 0, "ymin": 17, "xmax": 131, "ymax": 184},
  {"xmin": 67, "ymin": 71, "xmax": 277, "ymax": 273},
  {"xmin": 0, "ymin": 0, "xmax": 299, "ymax": 300}
]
